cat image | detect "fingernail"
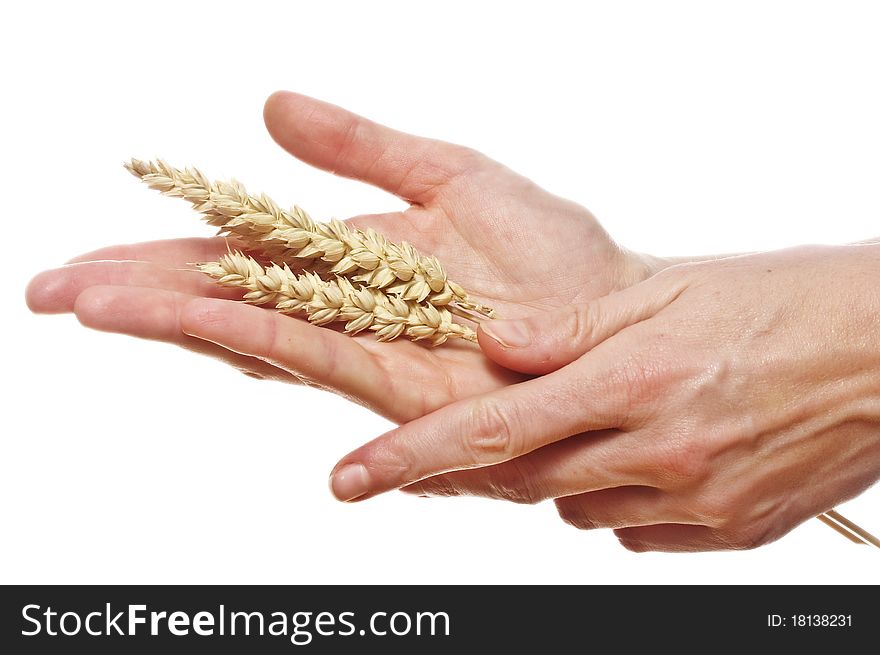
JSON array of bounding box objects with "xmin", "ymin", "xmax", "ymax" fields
[
  {"xmin": 329, "ymin": 464, "xmax": 371, "ymax": 502},
  {"xmin": 481, "ymin": 320, "xmax": 530, "ymax": 348}
]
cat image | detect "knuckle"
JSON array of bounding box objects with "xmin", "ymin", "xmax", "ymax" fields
[
  {"xmin": 554, "ymin": 497, "xmax": 598, "ymax": 531},
  {"xmin": 566, "ymin": 303, "xmax": 598, "ymax": 345},
  {"xmin": 613, "ymin": 528, "xmax": 651, "ymax": 552},
  {"xmin": 719, "ymin": 524, "xmax": 768, "ymax": 551},
  {"xmin": 366, "ymin": 440, "xmax": 412, "ymax": 480},
  {"xmin": 409, "ymin": 476, "xmax": 456, "ymax": 498},
  {"xmin": 462, "ymin": 399, "xmax": 517, "ymax": 464},
  {"xmin": 597, "ymin": 350, "xmax": 674, "ymax": 428},
  {"xmin": 690, "ymin": 491, "xmax": 738, "ymax": 527},
  {"xmin": 652, "ymin": 434, "xmax": 710, "ymax": 487},
  {"xmin": 613, "ymin": 349, "xmax": 672, "ymax": 405},
  {"xmin": 331, "ymin": 117, "xmax": 365, "ymax": 172},
  {"xmin": 486, "ymin": 459, "xmax": 544, "ymax": 505}
]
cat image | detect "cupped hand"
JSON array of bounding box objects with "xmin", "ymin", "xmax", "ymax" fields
[
  {"xmin": 26, "ymin": 91, "xmax": 657, "ymax": 424},
  {"xmin": 334, "ymin": 244, "xmax": 880, "ymax": 551}
]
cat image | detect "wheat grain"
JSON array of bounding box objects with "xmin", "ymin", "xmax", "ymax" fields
[
  {"xmin": 198, "ymin": 251, "xmax": 477, "ymax": 345},
  {"xmin": 126, "ymin": 159, "xmax": 495, "ymax": 318}
]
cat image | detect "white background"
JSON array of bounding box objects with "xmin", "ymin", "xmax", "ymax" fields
[{"xmin": 3, "ymin": 1, "xmax": 879, "ymax": 583}]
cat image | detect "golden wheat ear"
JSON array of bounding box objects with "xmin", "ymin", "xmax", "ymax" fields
[
  {"xmin": 197, "ymin": 252, "xmax": 477, "ymax": 346},
  {"xmin": 125, "ymin": 159, "xmax": 494, "ymax": 319}
]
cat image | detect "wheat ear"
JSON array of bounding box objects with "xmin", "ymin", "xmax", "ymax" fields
[
  {"xmin": 198, "ymin": 251, "xmax": 477, "ymax": 345},
  {"xmin": 125, "ymin": 159, "xmax": 495, "ymax": 318}
]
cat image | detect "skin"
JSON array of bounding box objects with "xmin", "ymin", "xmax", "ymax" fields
[
  {"xmin": 28, "ymin": 91, "xmax": 663, "ymax": 423},
  {"xmin": 340, "ymin": 245, "xmax": 880, "ymax": 551},
  {"xmin": 24, "ymin": 95, "xmax": 663, "ymax": 464},
  {"xmin": 27, "ymin": 92, "xmax": 879, "ymax": 551}
]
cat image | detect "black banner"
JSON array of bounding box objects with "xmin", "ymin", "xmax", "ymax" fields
[{"xmin": 0, "ymin": 585, "xmax": 873, "ymax": 653}]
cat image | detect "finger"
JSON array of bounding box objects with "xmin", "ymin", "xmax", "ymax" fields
[
  {"xmin": 264, "ymin": 91, "xmax": 481, "ymax": 204},
  {"xmin": 72, "ymin": 285, "xmax": 292, "ymax": 382},
  {"xmin": 179, "ymin": 297, "xmax": 401, "ymax": 419},
  {"xmin": 553, "ymin": 488, "xmax": 701, "ymax": 530},
  {"xmin": 402, "ymin": 430, "xmax": 656, "ymax": 504},
  {"xmin": 328, "ymin": 348, "xmax": 640, "ymax": 502},
  {"xmin": 65, "ymin": 237, "xmax": 245, "ymax": 266},
  {"xmin": 27, "ymin": 260, "xmax": 242, "ymax": 314},
  {"xmin": 613, "ymin": 524, "xmax": 727, "ymax": 553},
  {"xmin": 478, "ymin": 270, "xmax": 689, "ymax": 375}
]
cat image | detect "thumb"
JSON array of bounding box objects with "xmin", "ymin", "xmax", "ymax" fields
[{"xmin": 478, "ymin": 273, "xmax": 687, "ymax": 375}]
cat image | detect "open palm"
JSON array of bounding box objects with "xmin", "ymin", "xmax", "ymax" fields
[{"xmin": 27, "ymin": 91, "xmax": 656, "ymax": 424}]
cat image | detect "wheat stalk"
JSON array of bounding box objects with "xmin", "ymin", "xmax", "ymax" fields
[
  {"xmin": 125, "ymin": 159, "xmax": 495, "ymax": 318},
  {"xmin": 198, "ymin": 251, "xmax": 477, "ymax": 345}
]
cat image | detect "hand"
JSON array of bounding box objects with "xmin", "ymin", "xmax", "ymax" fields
[
  {"xmin": 332, "ymin": 244, "xmax": 880, "ymax": 551},
  {"xmin": 26, "ymin": 91, "xmax": 659, "ymax": 425}
]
